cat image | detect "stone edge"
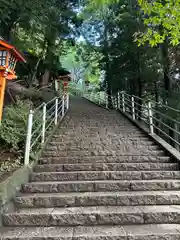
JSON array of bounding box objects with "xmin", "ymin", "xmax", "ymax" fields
[
  {"xmin": 119, "ymin": 109, "xmax": 180, "ymax": 163},
  {"xmin": 0, "ymin": 111, "xmax": 68, "ymax": 224}
]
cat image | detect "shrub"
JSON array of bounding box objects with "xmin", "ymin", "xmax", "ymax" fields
[{"xmin": 0, "ymin": 100, "xmax": 33, "ymax": 151}]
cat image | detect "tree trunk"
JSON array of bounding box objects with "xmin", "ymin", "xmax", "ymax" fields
[
  {"xmin": 103, "ymin": 21, "xmax": 112, "ymax": 109},
  {"xmin": 136, "ymin": 52, "xmax": 142, "ymax": 120},
  {"xmin": 41, "ymin": 69, "xmax": 50, "ymax": 87},
  {"xmin": 160, "ymin": 38, "xmax": 171, "ymax": 102},
  {"xmin": 154, "ymin": 81, "xmax": 160, "ymax": 135}
]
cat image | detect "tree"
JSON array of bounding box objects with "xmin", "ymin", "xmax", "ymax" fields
[
  {"xmin": 137, "ymin": 0, "xmax": 180, "ymax": 46},
  {"xmin": 0, "ymin": 0, "xmax": 80, "ymax": 87},
  {"xmin": 61, "ymin": 43, "xmax": 102, "ymax": 86}
]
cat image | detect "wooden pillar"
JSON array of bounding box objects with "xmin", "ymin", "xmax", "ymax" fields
[{"xmin": 0, "ymin": 73, "xmax": 6, "ymax": 121}]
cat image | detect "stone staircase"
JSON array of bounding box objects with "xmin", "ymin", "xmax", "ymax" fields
[{"xmin": 2, "ymin": 97, "xmax": 180, "ymax": 239}]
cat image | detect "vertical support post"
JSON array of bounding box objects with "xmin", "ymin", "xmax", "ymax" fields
[
  {"xmin": 148, "ymin": 101, "xmax": 154, "ymax": 135},
  {"xmin": 174, "ymin": 123, "xmax": 180, "ymax": 151},
  {"xmin": 122, "ymin": 92, "xmax": 125, "ymax": 112},
  {"xmin": 66, "ymin": 94, "xmax": 69, "ymax": 110},
  {"xmin": 116, "ymin": 93, "xmax": 118, "ymax": 110},
  {"xmin": 62, "ymin": 95, "xmax": 65, "ymax": 117},
  {"xmin": 0, "ymin": 75, "xmax": 6, "ymax": 122},
  {"xmin": 106, "ymin": 94, "xmax": 108, "ymax": 108},
  {"xmin": 55, "ymin": 98, "xmax": 58, "ymax": 125},
  {"xmin": 24, "ymin": 110, "xmax": 33, "ymax": 165},
  {"xmin": 132, "ymin": 96, "xmax": 135, "ymax": 120},
  {"xmin": 118, "ymin": 92, "xmax": 120, "ymax": 110},
  {"xmin": 42, "ymin": 103, "xmax": 46, "ymax": 144}
]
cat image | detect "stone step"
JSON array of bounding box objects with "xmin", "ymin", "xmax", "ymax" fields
[
  {"xmin": 48, "ymin": 140, "xmax": 157, "ymax": 146},
  {"xmin": 34, "ymin": 162, "xmax": 178, "ymax": 173},
  {"xmin": 30, "ymin": 171, "xmax": 180, "ymax": 182},
  {"xmin": 49, "ymin": 138, "xmax": 155, "ymax": 145},
  {"xmin": 2, "ymin": 224, "xmax": 180, "ymax": 240},
  {"xmin": 14, "ymin": 191, "xmax": 180, "ymax": 208},
  {"xmin": 53, "ymin": 133, "xmax": 147, "ymax": 138},
  {"xmin": 4, "ymin": 205, "xmax": 180, "ymax": 226},
  {"xmin": 21, "ymin": 179, "xmax": 180, "ymax": 193},
  {"xmin": 40, "ymin": 156, "xmax": 171, "ymax": 164},
  {"xmin": 45, "ymin": 145, "xmax": 162, "ymax": 151},
  {"xmin": 42, "ymin": 150, "xmax": 166, "ymax": 157}
]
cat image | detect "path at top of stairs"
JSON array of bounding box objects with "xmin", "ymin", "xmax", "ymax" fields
[{"xmin": 1, "ymin": 97, "xmax": 180, "ymax": 240}]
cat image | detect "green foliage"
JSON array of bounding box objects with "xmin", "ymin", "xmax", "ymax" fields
[
  {"xmin": 0, "ymin": 100, "xmax": 32, "ymax": 151},
  {"xmin": 137, "ymin": 0, "xmax": 180, "ymax": 46},
  {"xmin": 61, "ymin": 43, "xmax": 102, "ymax": 86},
  {"xmin": 0, "ymin": 99, "xmax": 43, "ymax": 154},
  {"xmin": 0, "ymin": 0, "xmax": 80, "ymax": 86}
]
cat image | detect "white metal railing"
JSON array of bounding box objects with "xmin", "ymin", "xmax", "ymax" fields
[
  {"xmin": 84, "ymin": 91, "xmax": 108, "ymax": 108},
  {"xmin": 24, "ymin": 93, "xmax": 69, "ymax": 165},
  {"xmin": 83, "ymin": 90, "xmax": 180, "ymax": 151}
]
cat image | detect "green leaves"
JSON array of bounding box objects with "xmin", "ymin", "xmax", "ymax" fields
[
  {"xmin": 137, "ymin": 0, "xmax": 180, "ymax": 46},
  {"xmin": 61, "ymin": 43, "xmax": 102, "ymax": 86},
  {"xmin": 0, "ymin": 100, "xmax": 32, "ymax": 150}
]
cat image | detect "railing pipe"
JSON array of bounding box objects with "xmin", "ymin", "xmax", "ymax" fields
[
  {"xmin": 55, "ymin": 98, "xmax": 58, "ymax": 125},
  {"xmin": 66, "ymin": 94, "xmax": 69, "ymax": 110},
  {"xmin": 41, "ymin": 103, "xmax": 46, "ymax": 144},
  {"xmin": 24, "ymin": 110, "xmax": 34, "ymax": 165},
  {"xmin": 148, "ymin": 101, "xmax": 154, "ymax": 135},
  {"xmin": 62, "ymin": 95, "xmax": 65, "ymax": 116},
  {"xmin": 122, "ymin": 92, "xmax": 125, "ymax": 112},
  {"xmin": 132, "ymin": 96, "xmax": 135, "ymax": 120},
  {"xmin": 106, "ymin": 94, "xmax": 108, "ymax": 108},
  {"xmin": 118, "ymin": 92, "xmax": 120, "ymax": 110}
]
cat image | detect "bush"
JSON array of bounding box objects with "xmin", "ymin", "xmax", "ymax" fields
[{"xmin": 0, "ymin": 100, "xmax": 33, "ymax": 151}]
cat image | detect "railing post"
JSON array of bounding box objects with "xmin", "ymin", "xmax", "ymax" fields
[
  {"xmin": 118, "ymin": 92, "xmax": 120, "ymax": 110},
  {"xmin": 62, "ymin": 95, "xmax": 65, "ymax": 117},
  {"xmin": 24, "ymin": 110, "xmax": 33, "ymax": 165},
  {"xmin": 55, "ymin": 98, "xmax": 58, "ymax": 125},
  {"xmin": 42, "ymin": 103, "xmax": 46, "ymax": 144},
  {"xmin": 66, "ymin": 94, "xmax": 69, "ymax": 110},
  {"xmin": 122, "ymin": 92, "xmax": 125, "ymax": 112},
  {"xmin": 132, "ymin": 96, "xmax": 135, "ymax": 120},
  {"xmin": 112, "ymin": 96, "xmax": 114, "ymax": 109},
  {"xmin": 174, "ymin": 123, "xmax": 180, "ymax": 151},
  {"xmin": 115, "ymin": 94, "xmax": 118, "ymax": 110},
  {"xmin": 106, "ymin": 94, "xmax": 108, "ymax": 108},
  {"xmin": 148, "ymin": 101, "xmax": 154, "ymax": 135}
]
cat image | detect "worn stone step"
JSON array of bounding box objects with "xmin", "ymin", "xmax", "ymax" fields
[
  {"xmin": 53, "ymin": 133, "xmax": 146, "ymax": 138},
  {"xmin": 144, "ymin": 150, "xmax": 166, "ymax": 156},
  {"xmin": 48, "ymin": 139, "xmax": 155, "ymax": 146},
  {"xmin": 45, "ymin": 145, "xmax": 162, "ymax": 152},
  {"xmin": 127, "ymin": 140, "xmax": 157, "ymax": 145},
  {"xmin": 4, "ymin": 205, "xmax": 180, "ymax": 226},
  {"xmin": 42, "ymin": 150, "xmax": 156, "ymax": 157},
  {"xmin": 2, "ymin": 224, "xmax": 180, "ymax": 240},
  {"xmin": 30, "ymin": 170, "xmax": 180, "ymax": 182},
  {"xmin": 21, "ymin": 179, "xmax": 180, "ymax": 193},
  {"xmin": 14, "ymin": 191, "xmax": 180, "ymax": 208},
  {"xmin": 43, "ymin": 148, "xmax": 166, "ymax": 156},
  {"xmin": 48, "ymin": 140, "xmax": 157, "ymax": 146},
  {"xmin": 135, "ymin": 145, "xmax": 162, "ymax": 151},
  {"xmin": 40, "ymin": 156, "xmax": 171, "ymax": 164},
  {"xmin": 34, "ymin": 162, "xmax": 178, "ymax": 173},
  {"xmin": 0, "ymin": 226, "xmax": 73, "ymax": 239}
]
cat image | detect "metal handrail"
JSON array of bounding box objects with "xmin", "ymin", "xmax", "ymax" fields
[
  {"xmin": 83, "ymin": 90, "xmax": 180, "ymax": 151},
  {"xmin": 24, "ymin": 94, "xmax": 69, "ymax": 165}
]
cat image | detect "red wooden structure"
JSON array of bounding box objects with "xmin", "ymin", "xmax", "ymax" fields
[{"xmin": 0, "ymin": 39, "xmax": 26, "ymax": 121}]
